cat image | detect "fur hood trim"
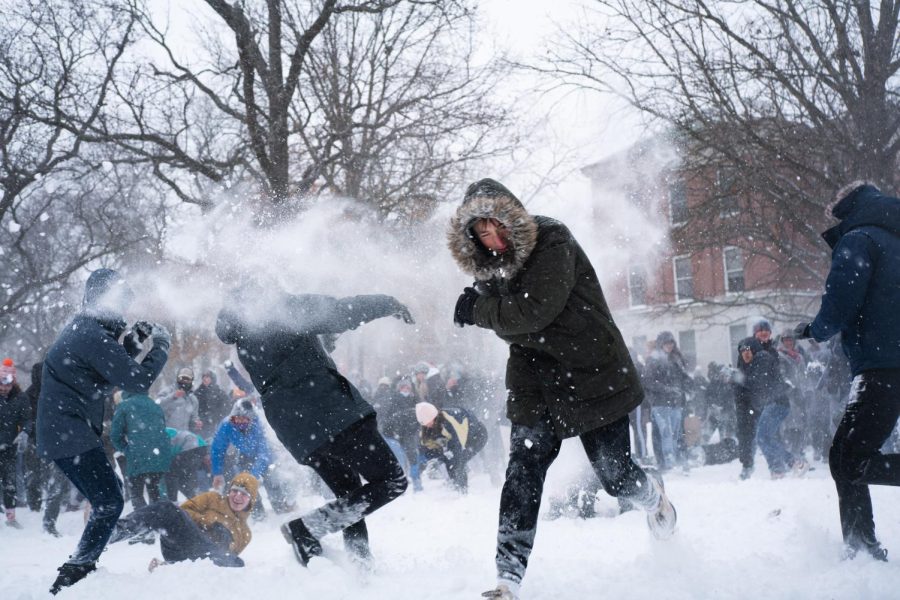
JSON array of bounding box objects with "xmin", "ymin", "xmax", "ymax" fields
[{"xmin": 446, "ymin": 191, "xmax": 539, "ymax": 281}]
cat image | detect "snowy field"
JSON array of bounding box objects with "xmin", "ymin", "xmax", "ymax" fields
[{"xmin": 4, "ymin": 450, "xmax": 900, "ymax": 600}]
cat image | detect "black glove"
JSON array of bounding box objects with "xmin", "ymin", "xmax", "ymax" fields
[
  {"xmin": 132, "ymin": 320, "xmax": 153, "ymax": 343},
  {"xmin": 392, "ymin": 301, "xmax": 415, "ymax": 324},
  {"xmin": 207, "ymin": 522, "xmax": 234, "ymax": 549},
  {"xmin": 793, "ymin": 322, "xmax": 812, "ymax": 340},
  {"xmin": 454, "ymin": 287, "xmax": 479, "ymax": 328}
]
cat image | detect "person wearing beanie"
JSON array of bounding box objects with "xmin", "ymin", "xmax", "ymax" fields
[
  {"xmin": 447, "ymin": 178, "xmax": 676, "ymax": 599},
  {"xmin": 195, "ymin": 369, "xmax": 232, "ymax": 440},
  {"xmin": 216, "ymin": 277, "xmax": 414, "ymax": 566},
  {"xmin": 108, "ymin": 471, "xmax": 259, "ymax": 570},
  {"xmin": 209, "ymin": 399, "xmax": 291, "ymax": 517},
  {"xmin": 40, "ymin": 268, "xmax": 171, "ymax": 594},
  {"xmin": 415, "ymin": 402, "xmax": 487, "ymax": 494},
  {"xmin": 156, "ymin": 367, "xmax": 201, "ymax": 433},
  {"xmin": 793, "ymin": 182, "xmax": 900, "ymax": 561},
  {"xmin": 110, "ymin": 391, "xmax": 172, "ymax": 513},
  {"xmin": 643, "ymin": 331, "xmax": 693, "ymax": 472},
  {"xmin": 0, "ymin": 357, "xmax": 29, "ymax": 528}
]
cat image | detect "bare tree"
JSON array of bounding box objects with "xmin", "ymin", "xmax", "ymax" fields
[
  {"xmin": 539, "ymin": 0, "xmax": 900, "ymax": 314},
  {"xmin": 296, "ymin": 1, "xmax": 513, "ymax": 222}
]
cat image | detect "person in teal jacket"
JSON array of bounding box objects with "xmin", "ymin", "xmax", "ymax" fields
[{"xmin": 110, "ymin": 391, "xmax": 172, "ymax": 510}]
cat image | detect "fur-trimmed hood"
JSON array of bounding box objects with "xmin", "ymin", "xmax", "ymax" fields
[{"xmin": 447, "ymin": 178, "xmax": 539, "ymax": 281}]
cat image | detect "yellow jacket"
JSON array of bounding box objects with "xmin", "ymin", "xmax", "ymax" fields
[{"xmin": 180, "ymin": 471, "xmax": 258, "ymax": 555}]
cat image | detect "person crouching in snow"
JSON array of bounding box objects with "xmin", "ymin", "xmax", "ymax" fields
[
  {"xmin": 216, "ymin": 278, "xmax": 415, "ymax": 566},
  {"xmin": 447, "ymin": 178, "xmax": 677, "ymax": 600},
  {"xmin": 415, "ymin": 401, "xmax": 487, "ymax": 494},
  {"xmin": 109, "ymin": 471, "xmax": 258, "ymax": 569}
]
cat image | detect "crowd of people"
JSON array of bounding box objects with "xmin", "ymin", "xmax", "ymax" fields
[{"xmin": 0, "ymin": 179, "xmax": 897, "ymax": 599}]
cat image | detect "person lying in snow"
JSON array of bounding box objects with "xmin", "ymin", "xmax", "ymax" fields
[{"xmin": 108, "ymin": 471, "xmax": 259, "ymax": 570}]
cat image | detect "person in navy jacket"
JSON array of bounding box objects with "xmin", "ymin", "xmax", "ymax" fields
[
  {"xmin": 795, "ymin": 182, "xmax": 900, "ymax": 561},
  {"xmin": 38, "ymin": 269, "xmax": 170, "ymax": 594}
]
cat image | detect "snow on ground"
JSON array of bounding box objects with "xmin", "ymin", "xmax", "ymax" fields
[{"xmin": 3, "ymin": 456, "xmax": 900, "ymax": 599}]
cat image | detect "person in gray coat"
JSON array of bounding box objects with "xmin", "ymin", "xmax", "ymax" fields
[{"xmin": 38, "ymin": 269, "xmax": 170, "ymax": 594}]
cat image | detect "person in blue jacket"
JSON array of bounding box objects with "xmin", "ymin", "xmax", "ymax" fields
[
  {"xmin": 210, "ymin": 399, "xmax": 291, "ymax": 516},
  {"xmin": 795, "ymin": 182, "xmax": 900, "ymax": 561},
  {"xmin": 38, "ymin": 269, "xmax": 170, "ymax": 594}
]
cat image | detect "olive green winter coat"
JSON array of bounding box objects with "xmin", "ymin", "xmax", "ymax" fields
[{"xmin": 447, "ymin": 179, "xmax": 643, "ymax": 437}]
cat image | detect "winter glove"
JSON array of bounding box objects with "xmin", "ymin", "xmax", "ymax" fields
[
  {"xmin": 13, "ymin": 431, "xmax": 28, "ymax": 452},
  {"xmin": 132, "ymin": 320, "xmax": 153, "ymax": 343},
  {"xmin": 453, "ymin": 287, "xmax": 479, "ymax": 328},
  {"xmin": 151, "ymin": 324, "xmax": 172, "ymax": 349},
  {"xmin": 793, "ymin": 322, "xmax": 812, "ymax": 340},
  {"xmin": 391, "ymin": 300, "xmax": 415, "ymax": 324}
]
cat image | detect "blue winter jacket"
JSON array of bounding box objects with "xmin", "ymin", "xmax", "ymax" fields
[
  {"xmin": 210, "ymin": 418, "xmax": 272, "ymax": 479},
  {"xmin": 37, "ymin": 270, "xmax": 169, "ymax": 460},
  {"xmin": 810, "ymin": 185, "xmax": 900, "ymax": 375}
]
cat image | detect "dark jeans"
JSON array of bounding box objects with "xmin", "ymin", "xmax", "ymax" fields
[
  {"xmin": 296, "ymin": 416, "xmax": 407, "ymax": 557},
  {"xmin": 54, "ymin": 446, "xmax": 125, "ymax": 565},
  {"xmin": 0, "ymin": 445, "xmax": 16, "ymax": 509},
  {"xmin": 829, "ymin": 369, "xmax": 900, "ymax": 550},
  {"xmin": 114, "ymin": 501, "xmax": 233, "ymax": 564},
  {"xmin": 166, "ymin": 447, "xmax": 207, "ymax": 502},
  {"xmin": 756, "ymin": 402, "xmax": 793, "ymax": 474},
  {"xmin": 127, "ymin": 472, "xmax": 165, "ymax": 509},
  {"xmin": 496, "ymin": 413, "xmax": 655, "ymax": 585},
  {"xmin": 23, "ymin": 442, "xmax": 43, "ymax": 510},
  {"xmin": 42, "ymin": 460, "xmax": 71, "ymax": 527},
  {"xmin": 735, "ymin": 396, "xmax": 760, "ymax": 469}
]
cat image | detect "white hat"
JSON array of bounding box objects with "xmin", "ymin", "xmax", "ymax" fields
[
  {"xmin": 377, "ymin": 376, "xmax": 391, "ymax": 386},
  {"xmin": 415, "ymin": 402, "xmax": 439, "ymax": 426}
]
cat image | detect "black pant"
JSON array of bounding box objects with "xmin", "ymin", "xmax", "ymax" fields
[
  {"xmin": 496, "ymin": 413, "xmax": 656, "ymax": 585},
  {"xmin": 829, "ymin": 369, "xmax": 900, "ymax": 549},
  {"xmin": 0, "ymin": 445, "xmax": 16, "ymax": 509},
  {"xmin": 114, "ymin": 501, "xmax": 234, "ymax": 564},
  {"xmin": 735, "ymin": 396, "xmax": 760, "ymax": 469},
  {"xmin": 55, "ymin": 447, "xmax": 125, "ymax": 564},
  {"xmin": 296, "ymin": 416, "xmax": 407, "ymax": 557},
  {"xmin": 22, "ymin": 442, "xmax": 43, "ymax": 510},
  {"xmin": 166, "ymin": 448, "xmax": 207, "ymax": 502},
  {"xmin": 127, "ymin": 472, "xmax": 165, "ymax": 509}
]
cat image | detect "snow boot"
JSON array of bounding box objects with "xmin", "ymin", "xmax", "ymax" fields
[
  {"xmin": 43, "ymin": 522, "xmax": 62, "ymax": 538},
  {"xmin": 281, "ymin": 519, "xmax": 323, "ymax": 566},
  {"xmin": 791, "ymin": 457, "xmax": 810, "ymax": 477},
  {"xmin": 482, "ymin": 583, "xmax": 519, "ymax": 599},
  {"xmin": 739, "ymin": 466, "xmax": 753, "ymax": 480},
  {"xmin": 5, "ymin": 508, "xmax": 22, "ymax": 529},
  {"xmin": 843, "ymin": 533, "xmax": 888, "ymax": 562},
  {"xmin": 49, "ymin": 561, "xmax": 96, "ymax": 595},
  {"xmin": 646, "ymin": 472, "xmax": 677, "ymax": 540}
]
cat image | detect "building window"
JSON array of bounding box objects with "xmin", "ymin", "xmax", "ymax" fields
[
  {"xmin": 729, "ymin": 323, "xmax": 748, "ymax": 365},
  {"xmin": 679, "ymin": 330, "xmax": 697, "ymax": 371},
  {"xmin": 673, "ymin": 255, "xmax": 694, "ymax": 301},
  {"xmin": 628, "ymin": 265, "xmax": 648, "ymax": 306},
  {"xmin": 668, "ymin": 177, "xmax": 688, "ymax": 225},
  {"xmin": 716, "ymin": 167, "xmax": 740, "ymax": 216},
  {"xmin": 723, "ymin": 246, "xmax": 745, "ymax": 293}
]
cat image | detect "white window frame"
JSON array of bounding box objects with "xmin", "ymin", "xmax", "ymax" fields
[
  {"xmin": 673, "ymin": 254, "xmax": 694, "ymax": 302},
  {"xmin": 722, "ymin": 246, "xmax": 745, "ymax": 293},
  {"xmin": 628, "ymin": 264, "xmax": 648, "ymax": 307},
  {"xmin": 668, "ymin": 177, "xmax": 688, "ymax": 226}
]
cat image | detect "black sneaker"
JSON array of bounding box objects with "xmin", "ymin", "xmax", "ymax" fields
[
  {"xmin": 43, "ymin": 523, "xmax": 62, "ymax": 538},
  {"xmin": 280, "ymin": 519, "xmax": 323, "ymax": 566},
  {"xmin": 50, "ymin": 562, "xmax": 96, "ymax": 595}
]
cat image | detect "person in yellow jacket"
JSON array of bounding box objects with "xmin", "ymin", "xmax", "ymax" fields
[
  {"xmin": 416, "ymin": 402, "xmax": 487, "ymax": 493},
  {"xmin": 108, "ymin": 471, "xmax": 258, "ymax": 568}
]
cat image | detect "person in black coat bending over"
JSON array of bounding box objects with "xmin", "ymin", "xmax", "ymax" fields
[
  {"xmin": 38, "ymin": 269, "xmax": 171, "ymax": 594},
  {"xmin": 215, "ymin": 278, "xmax": 414, "ymax": 566}
]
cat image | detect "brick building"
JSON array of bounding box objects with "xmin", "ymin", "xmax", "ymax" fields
[{"xmin": 581, "ymin": 136, "xmax": 827, "ymax": 370}]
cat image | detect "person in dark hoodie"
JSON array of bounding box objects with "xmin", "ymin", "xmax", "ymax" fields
[
  {"xmin": 0, "ymin": 358, "xmax": 28, "ymax": 528},
  {"xmin": 38, "ymin": 268, "xmax": 171, "ymax": 594},
  {"xmin": 215, "ymin": 277, "xmax": 414, "ymax": 566},
  {"xmin": 794, "ymin": 182, "xmax": 900, "ymax": 561},
  {"xmin": 643, "ymin": 331, "xmax": 693, "ymax": 472},
  {"xmin": 447, "ymin": 178, "xmax": 676, "ymax": 600},
  {"xmin": 195, "ymin": 369, "xmax": 232, "ymax": 440}
]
